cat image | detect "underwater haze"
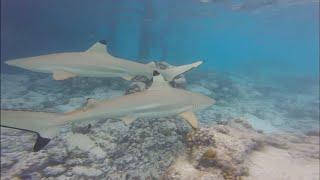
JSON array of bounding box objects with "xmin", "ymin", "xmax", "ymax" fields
[
  {"xmin": 1, "ymin": 0, "xmax": 319, "ymax": 179},
  {"xmin": 2, "ymin": 0, "xmax": 319, "ymax": 76}
]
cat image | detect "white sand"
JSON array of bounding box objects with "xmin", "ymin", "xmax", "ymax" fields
[{"xmin": 247, "ymin": 146, "xmax": 319, "ymax": 180}]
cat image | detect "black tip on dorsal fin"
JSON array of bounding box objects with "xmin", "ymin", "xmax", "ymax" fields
[
  {"xmin": 33, "ymin": 134, "xmax": 51, "ymax": 152},
  {"xmin": 99, "ymin": 40, "xmax": 107, "ymax": 45},
  {"xmin": 153, "ymin": 70, "xmax": 160, "ymax": 76}
]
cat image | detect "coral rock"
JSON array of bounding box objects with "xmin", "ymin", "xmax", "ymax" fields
[
  {"xmin": 125, "ymin": 81, "xmax": 147, "ymax": 95},
  {"xmin": 202, "ymin": 148, "xmax": 217, "ymax": 160},
  {"xmin": 186, "ymin": 128, "xmax": 215, "ymax": 147},
  {"xmin": 199, "ymin": 148, "xmax": 218, "ymax": 167}
]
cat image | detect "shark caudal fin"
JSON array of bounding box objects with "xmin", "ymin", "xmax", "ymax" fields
[
  {"xmin": 160, "ymin": 61, "xmax": 203, "ymax": 81},
  {"xmin": 0, "ymin": 110, "xmax": 63, "ymax": 152}
]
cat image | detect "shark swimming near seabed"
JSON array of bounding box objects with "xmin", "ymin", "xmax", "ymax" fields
[
  {"xmin": 5, "ymin": 41, "xmax": 203, "ymax": 81},
  {"xmin": 0, "ymin": 71, "xmax": 214, "ymax": 152}
]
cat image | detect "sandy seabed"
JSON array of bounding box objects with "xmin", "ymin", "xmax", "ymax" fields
[{"xmin": 247, "ymin": 146, "xmax": 319, "ymax": 180}]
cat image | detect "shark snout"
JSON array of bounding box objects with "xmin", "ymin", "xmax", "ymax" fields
[
  {"xmin": 5, "ymin": 59, "xmax": 34, "ymax": 69},
  {"xmin": 192, "ymin": 94, "xmax": 215, "ymax": 110},
  {"xmin": 203, "ymin": 96, "xmax": 215, "ymax": 107},
  {"xmin": 5, "ymin": 59, "xmax": 25, "ymax": 67},
  {"xmin": 6, "ymin": 60, "xmax": 18, "ymax": 66},
  {"xmin": 201, "ymin": 94, "xmax": 215, "ymax": 108}
]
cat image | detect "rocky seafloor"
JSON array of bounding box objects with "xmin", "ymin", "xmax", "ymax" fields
[
  {"xmin": 1, "ymin": 67, "xmax": 319, "ymax": 179},
  {"xmin": 164, "ymin": 119, "xmax": 319, "ymax": 180}
]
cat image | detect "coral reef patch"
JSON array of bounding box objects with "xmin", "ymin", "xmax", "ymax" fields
[{"xmin": 163, "ymin": 119, "xmax": 319, "ymax": 179}]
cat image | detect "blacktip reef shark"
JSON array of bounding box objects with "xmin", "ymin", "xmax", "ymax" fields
[
  {"xmin": 5, "ymin": 41, "xmax": 202, "ymax": 81},
  {"xmin": 1, "ymin": 71, "xmax": 214, "ymax": 152}
]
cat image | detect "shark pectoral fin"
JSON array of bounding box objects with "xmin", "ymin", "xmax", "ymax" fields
[
  {"xmin": 179, "ymin": 111, "xmax": 198, "ymax": 129},
  {"xmin": 86, "ymin": 41, "xmax": 107, "ymax": 54},
  {"xmin": 121, "ymin": 75, "xmax": 133, "ymax": 81},
  {"xmin": 53, "ymin": 70, "xmax": 77, "ymax": 80},
  {"xmin": 121, "ymin": 116, "xmax": 136, "ymax": 125}
]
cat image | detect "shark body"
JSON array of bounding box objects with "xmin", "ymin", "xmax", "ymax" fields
[
  {"xmin": 5, "ymin": 42, "xmax": 202, "ymax": 81},
  {"xmin": 1, "ymin": 71, "xmax": 214, "ymax": 151}
]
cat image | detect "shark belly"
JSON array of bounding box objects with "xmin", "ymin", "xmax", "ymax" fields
[
  {"xmin": 132, "ymin": 105, "xmax": 192, "ymax": 119},
  {"xmin": 68, "ymin": 67, "xmax": 127, "ymax": 78},
  {"xmin": 102, "ymin": 96, "xmax": 192, "ymax": 120}
]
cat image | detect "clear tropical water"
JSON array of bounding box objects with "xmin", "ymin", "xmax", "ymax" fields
[
  {"xmin": 2, "ymin": 0, "xmax": 319, "ymax": 75},
  {"xmin": 1, "ymin": 0, "xmax": 319, "ymax": 179}
]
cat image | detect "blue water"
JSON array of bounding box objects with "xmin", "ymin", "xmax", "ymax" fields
[
  {"xmin": 2, "ymin": 0, "xmax": 319, "ymax": 79},
  {"xmin": 1, "ymin": 1, "xmax": 319, "ymax": 179}
]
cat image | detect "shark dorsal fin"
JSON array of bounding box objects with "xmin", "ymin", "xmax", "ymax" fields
[
  {"xmin": 147, "ymin": 61, "xmax": 157, "ymax": 68},
  {"xmin": 86, "ymin": 98, "xmax": 97, "ymax": 106},
  {"xmin": 82, "ymin": 98, "xmax": 97, "ymax": 111},
  {"xmin": 121, "ymin": 116, "xmax": 136, "ymax": 125},
  {"xmin": 86, "ymin": 42, "xmax": 106, "ymax": 54},
  {"xmin": 149, "ymin": 71, "xmax": 171, "ymax": 90}
]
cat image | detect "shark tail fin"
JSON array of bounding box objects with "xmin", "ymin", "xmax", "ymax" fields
[
  {"xmin": 1, "ymin": 125, "xmax": 51, "ymax": 152},
  {"xmin": 0, "ymin": 110, "xmax": 63, "ymax": 152},
  {"xmin": 161, "ymin": 61, "xmax": 203, "ymax": 81}
]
